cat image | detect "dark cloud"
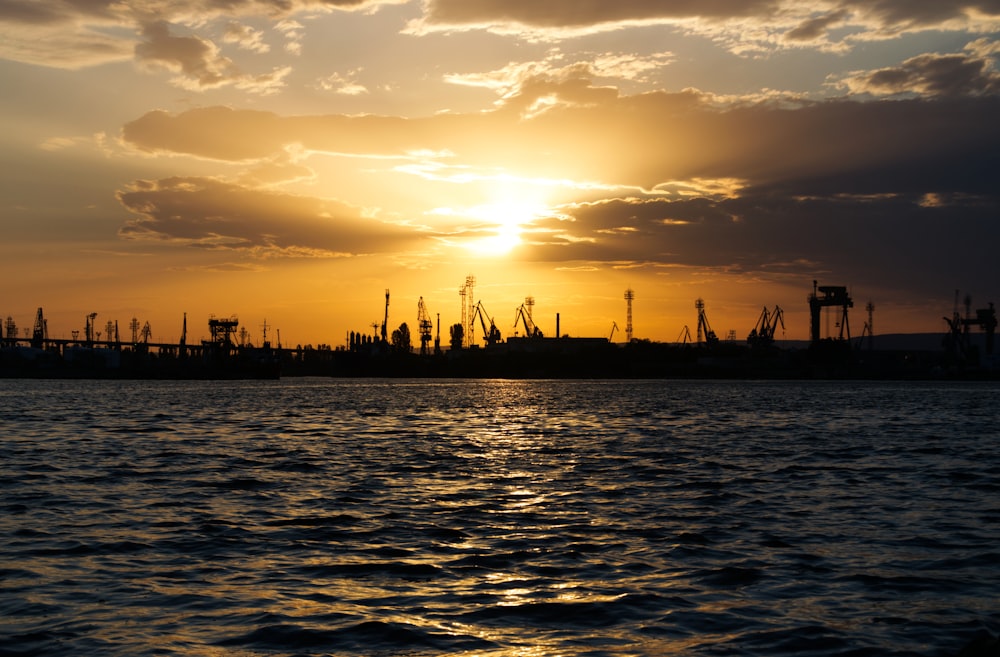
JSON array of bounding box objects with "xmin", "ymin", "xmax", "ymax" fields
[
  {"xmin": 418, "ymin": 0, "xmax": 1000, "ymax": 35},
  {"xmin": 785, "ymin": 10, "xmax": 850, "ymax": 42},
  {"xmin": 0, "ymin": 0, "xmax": 392, "ymax": 26},
  {"xmin": 116, "ymin": 176, "xmax": 422, "ymax": 256},
  {"xmin": 835, "ymin": 51, "xmax": 1000, "ymax": 97},
  {"xmin": 525, "ymin": 193, "xmax": 1000, "ymax": 296},
  {"xmin": 0, "ymin": 0, "xmax": 399, "ymax": 69},
  {"xmin": 422, "ymin": 0, "xmax": 779, "ymax": 27},
  {"xmin": 841, "ymin": 0, "xmax": 1000, "ymax": 30}
]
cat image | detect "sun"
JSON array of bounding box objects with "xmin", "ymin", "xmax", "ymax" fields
[{"xmin": 464, "ymin": 197, "xmax": 548, "ymax": 256}]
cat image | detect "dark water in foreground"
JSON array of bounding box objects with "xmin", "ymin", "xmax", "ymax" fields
[{"xmin": 1, "ymin": 379, "xmax": 998, "ymax": 657}]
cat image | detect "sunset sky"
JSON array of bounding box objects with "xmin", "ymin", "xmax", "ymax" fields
[{"xmin": 2, "ymin": 1, "xmax": 998, "ymax": 347}]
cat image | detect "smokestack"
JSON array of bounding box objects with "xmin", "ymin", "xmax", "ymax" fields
[{"xmin": 556, "ymin": 313, "xmax": 560, "ymax": 338}]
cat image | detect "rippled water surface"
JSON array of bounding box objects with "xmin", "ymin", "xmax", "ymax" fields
[{"xmin": 2, "ymin": 378, "xmax": 998, "ymax": 656}]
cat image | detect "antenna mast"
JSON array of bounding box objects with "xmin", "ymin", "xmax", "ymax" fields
[{"xmin": 624, "ymin": 288, "xmax": 634, "ymax": 342}]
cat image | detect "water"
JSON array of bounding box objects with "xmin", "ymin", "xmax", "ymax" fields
[{"xmin": 2, "ymin": 378, "xmax": 998, "ymax": 656}]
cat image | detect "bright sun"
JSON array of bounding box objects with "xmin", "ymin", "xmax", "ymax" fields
[{"xmin": 464, "ymin": 198, "xmax": 548, "ymax": 256}]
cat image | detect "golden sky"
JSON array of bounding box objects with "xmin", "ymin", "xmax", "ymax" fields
[{"xmin": 1, "ymin": 0, "xmax": 998, "ymax": 346}]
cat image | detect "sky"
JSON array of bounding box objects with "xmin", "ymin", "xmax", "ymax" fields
[{"xmin": 1, "ymin": 0, "xmax": 998, "ymax": 347}]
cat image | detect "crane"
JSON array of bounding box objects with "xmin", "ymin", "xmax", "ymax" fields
[
  {"xmin": 944, "ymin": 293, "xmax": 997, "ymax": 361},
  {"xmin": 417, "ymin": 297, "xmax": 433, "ymax": 355},
  {"xmin": 609, "ymin": 321, "xmax": 619, "ymax": 342},
  {"xmin": 31, "ymin": 307, "xmax": 47, "ymax": 348},
  {"xmin": 514, "ymin": 303, "xmax": 543, "ymax": 338},
  {"xmin": 676, "ymin": 325, "xmax": 692, "ymax": 345},
  {"xmin": 472, "ymin": 301, "xmax": 502, "ymax": 346},
  {"xmin": 381, "ymin": 289, "xmax": 390, "ymax": 343},
  {"xmin": 695, "ymin": 299, "xmax": 718, "ymax": 346},
  {"xmin": 747, "ymin": 305, "xmax": 784, "ymax": 348},
  {"xmin": 808, "ymin": 280, "xmax": 853, "ymax": 344}
]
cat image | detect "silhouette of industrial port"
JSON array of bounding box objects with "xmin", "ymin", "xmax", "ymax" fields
[{"xmin": 2, "ymin": 280, "xmax": 996, "ymax": 380}]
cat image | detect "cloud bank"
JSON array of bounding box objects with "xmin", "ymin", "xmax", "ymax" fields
[{"xmin": 117, "ymin": 177, "xmax": 422, "ymax": 257}]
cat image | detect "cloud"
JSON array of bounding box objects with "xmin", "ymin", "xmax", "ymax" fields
[
  {"xmin": 0, "ymin": 0, "xmax": 403, "ymax": 69},
  {"xmin": 418, "ymin": 0, "xmax": 779, "ymax": 30},
  {"xmin": 134, "ymin": 20, "xmax": 290, "ymax": 93},
  {"xmin": 0, "ymin": 0, "xmax": 132, "ymax": 68},
  {"xmin": 841, "ymin": 0, "xmax": 1000, "ymax": 33},
  {"xmin": 411, "ymin": 0, "xmax": 1000, "ymax": 55},
  {"xmin": 120, "ymin": 87, "xmax": 1000, "ymax": 198},
  {"xmin": 315, "ymin": 70, "xmax": 370, "ymax": 95},
  {"xmin": 830, "ymin": 47, "xmax": 1000, "ymax": 97},
  {"xmin": 523, "ymin": 192, "xmax": 1000, "ymax": 296},
  {"xmin": 223, "ymin": 21, "xmax": 270, "ymax": 53},
  {"xmin": 784, "ymin": 9, "xmax": 850, "ymax": 42},
  {"xmin": 445, "ymin": 49, "xmax": 674, "ymax": 105},
  {"xmin": 116, "ymin": 176, "xmax": 424, "ymax": 257},
  {"xmin": 115, "ymin": 73, "xmax": 999, "ymax": 300}
]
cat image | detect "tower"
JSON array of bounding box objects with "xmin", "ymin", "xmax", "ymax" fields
[
  {"xmin": 460, "ymin": 275, "xmax": 475, "ymax": 347},
  {"xmin": 624, "ymin": 288, "xmax": 634, "ymax": 342}
]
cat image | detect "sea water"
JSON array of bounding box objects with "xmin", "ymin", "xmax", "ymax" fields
[{"xmin": 1, "ymin": 378, "xmax": 998, "ymax": 656}]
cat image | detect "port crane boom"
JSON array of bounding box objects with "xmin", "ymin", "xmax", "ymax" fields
[
  {"xmin": 695, "ymin": 299, "xmax": 718, "ymax": 346},
  {"xmin": 747, "ymin": 305, "xmax": 784, "ymax": 348},
  {"xmin": 472, "ymin": 301, "xmax": 502, "ymax": 346},
  {"xmin": 514, "ymin": 303, "xmax": 543, "ymax": 338},
  {"xmin": 381, "ymin": 289, "xmax": 390, "ymax": 343}
]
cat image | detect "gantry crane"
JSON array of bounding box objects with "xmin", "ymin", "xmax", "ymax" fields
[
  {"xmin": 417, "ymin": 296, "xmax": 433, "ymax": 355},
  {"xmin": 472, "ymin": 301, "xmax": 502, "ymax": 346},
  {"xmin": 808, "ymin": 280, "xmax": 853, "ymax": 344}
]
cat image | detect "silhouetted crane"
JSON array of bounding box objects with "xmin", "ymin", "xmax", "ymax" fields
[
  {"xmin": 381, "ymin": 289, "xmax": 390, "ymax": 343},
  {"xmin": 472, "ymin": 301, "xmax": 502, "ymax": 346},
  {"xmin": 695, "ymin": 299, "xmax": 718, "ymax": 346},
  {"xmin": 417, "ymin": 297, "xmax": 433, "ymax": 355},
  {"xmin": 808, "ymin": 280, "xmax": 853, "ymax": 344},
  {"xmin": 676, "ymin": 325, "xmax": 692, "ymax": 345},
  {"xmin": 514, "ymin": 302, "xmax": 543, "ymax": 338},
  {"xmin": 747, "ymin": 305, "xmax": 784, "ymax": 349}
]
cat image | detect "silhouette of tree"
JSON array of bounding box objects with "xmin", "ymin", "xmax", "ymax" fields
[
  {"xmin": 449, "ymin": 323, "xmax": 464, "ymax": 350},
  {"xmin": 391, "ymin": 322, "xmax": 411, "ymax": 353}
]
